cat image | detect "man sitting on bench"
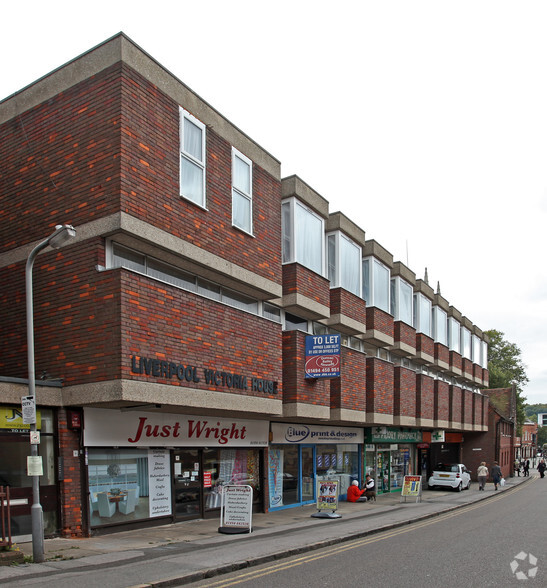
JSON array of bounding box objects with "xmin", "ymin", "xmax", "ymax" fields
[{"xmin": 364, "ymin": 474, "xmax": 376, "ymax": 501}]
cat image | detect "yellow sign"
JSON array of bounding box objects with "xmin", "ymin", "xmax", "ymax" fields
[
  {"xmin": 0, "ymin": 407, "xmax": 42, "ymax": 430},
  {"xmin": 401, "ymin": 475, "xmax": 422, "ymax": 496}
]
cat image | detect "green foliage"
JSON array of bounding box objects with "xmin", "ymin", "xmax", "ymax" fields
[
  {"xmin": 525, "ymin": 404, "xmax": 547, "ymax": 419},
  {"xmin": 537, "ymin": 426, "xmax": 547, "ymax": 447},
  {"xmin": 485, "ymin": 329, "xmax": 529, "ymax": 428}
]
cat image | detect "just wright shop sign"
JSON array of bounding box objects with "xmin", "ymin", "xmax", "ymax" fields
[{"xmin": 130, "ymin": 355, "xmax": 278, "ymax": 394}]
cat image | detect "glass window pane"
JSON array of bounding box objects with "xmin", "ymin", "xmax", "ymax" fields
[
  {"xmin": 362, "ymin": 259, "xmax": 370, "ymax": 302},
  {"xmin": 232, "ymin": 190, "xmax": 251, "ymax": 232},
  {"xmin": 449, "ymin": 318, "xmax": 460, "ymax": 352},
  {"xmin": 197, "ymin": 279, "xmax": 221, "ymax": 300},
  {"xmin": 284, "ymin": 312, "xmax": 307, "ymax": 331},
  {"xmin": 181, "ymin": 156, "xmax": 204, "ymax": 205},
  {"xmin": 233, "ymin": 155, "xmax": 250, "ymax": 194},
  {"xmin": 340, "ymin": 235, "xmax": 360, "ymax": 296},
  {"xmin": 416, "ymin": 294, "xmax": 431, "ymax": 336},
  {"xmin": 327, "ymin": 234, "xmax": 336, "ymax": 284},
  {"xmin": 433, "ymin": 307, "xmax": 447, "ymax": 345},
  {"xmin": 399, "ymin": 280, "xmax": 413, "ymax": 325},
  {"xmin": 148, "ymin": 260, "xmax": 196, "ymax": 291},
  {"xmin": 294, "ymin": 202, "xmax": 323, "ymax": 274},
  {"xmin": 461, "ymin": 328, "xmax": 472, "ymax": 359},
  {"xmin": 222, "ymin": 289, "xmax": 258, "ymax": 313},
  {"xmin": 184, "ymin": 118, "xmax": 203, "ymax": 162},
  {"xmin": 263, "ymin": 303, "xmax": 281, "ymax": 322},
  {"xmin": 282, "ymin": 201, "xmax": 292, "ymax": 263},
  {"xmin": 373, "ymin": 260, "xmax": 389, "ymax": 312},
  {"xmin": 112, "ymin": 245, "xmax": 145, "ymax": 272}
]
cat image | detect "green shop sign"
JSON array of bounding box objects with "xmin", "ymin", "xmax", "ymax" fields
[{"xmin": 365, "ymin": 427, "xmax": 422, "ymax": 444}]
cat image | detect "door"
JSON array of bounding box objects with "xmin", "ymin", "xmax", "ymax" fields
[
  {"xmin": 301, "ymin": 446, "xmax": 315, "ymax": 503},
  {"xmin": 173, "ymin": 449, "xmax": 202, "ymax": 519}
]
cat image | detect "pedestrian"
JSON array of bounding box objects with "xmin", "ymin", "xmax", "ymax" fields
[
  {"xmin": 538, "ymin": 459, "xmax": 546, "ymax": 479},
  {"xmin": 477, "ymin": 461, "xmax": 488, "ymax": 491},
  {"xmin": 514, "ymin": 459, "xmax": 520, "ymax": 477},
  {"xmin": 364, "ymin": 474, "xmax": 376, "ymax": 501},
  {"xmin": 491, "ymin": 461, "xmax": 502, "ymax": 490},
  {"xmin": 523, "ymin": 459, "xmax": 530, "ymax": 477},
  {"xmin": 346, "ymin": 480, "xmax": 367, "ymax": 502}
]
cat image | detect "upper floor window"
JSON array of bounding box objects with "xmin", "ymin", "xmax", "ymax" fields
[
  {"xmin": 472, "ymin": 334, "xmax": 481, "ymax": 364},
  {"xmin": 362, "ymin": 258, "xmax": 390, "ymax": 313},
  {"xmin": 413, "ymin": 293, "xmax": 431, "ymax": 336},
  {"xmin": 390, "ymin": 276, "xmax": 413, "ymax": 325},
  {"xmin": 432, "ymin": 306, "xmax": 448, "ymax": 346},
  {"xmin": 180, "ymin": 108, "xmax": 206, "ymax": 207},
  {"xmin": 327, "ymin": 232, "xmax": 361, "ymax": 296},
  {"xmin": 448, "ymin": 317, "xmax": 460, "ymax": 353},
  {"xmin": 461, "ymin": 327, "xmax": 472, "ymax": 359},
  {"xmin": 481, "ymin": 340, "xmax": 488, "ymax": 368},
  {"xmin": 282, "ymin": 198, "xmax": 324, "ymax": 275},
  {"xmin": 232, "ymin": 148, "xmax": 253, "ymax": 234}
]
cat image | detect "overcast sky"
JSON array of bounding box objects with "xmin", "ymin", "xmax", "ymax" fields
[{"xmin": 2, "ymin": 1, "xmax": 546, "ymax": 404}]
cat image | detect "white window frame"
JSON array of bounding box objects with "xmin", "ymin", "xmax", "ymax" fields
[
  {"xmin": 362, "ymin": 257, "xmax": 390, "ymax": 313},
  {"xmin": 461, "ymin": 327, "xmax": 472, "ymax": 360},
  {"xmin": 281, "ymin": 198, "xmax": 325, "ymax": 276},
  {"xmin": 448, "ymin": 317, "xmax": 460, "ymax": 353},
  {"xmin": 180, "ymin": 107, "xmax": 206, "ymax": 207},
  {"xmin": 231, "ymin": 147, "xmax": 253, "ymax": 234},
  {"xmin": 390, "ymin": 276, "xmax": 413, "ymax": 325},
  {"xmin": 432, "ymin": 306, "xmax": 448, "ymax": 346},
  {"xmin": 326, "ymin": 231, "xmax": 361, "ymax": 296},
  {"xmin": 413, "ymin": 293, "xmax": 432, "ymax": 336}
]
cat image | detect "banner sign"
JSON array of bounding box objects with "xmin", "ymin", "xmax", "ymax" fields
[
  {"xmin": 83, "ymin": 408, "xmax": 269, "ymax": 447},
  {"xmin": 0, "ymin": 407, "xmax": 42, "ymax": 432},
  {"xmin": 305, "ymin": 335, "xmax": 341, "ymax": 378},
  {"xmin": 148, "ymin": 449, "xmax": 172, "ymax": 517},
  {"xmin": 271, "ymin": 422, "xmax": 363, "ymax": 445},
  {"xmin": 365, "ymin": 427, "xmax": 422, "ymax": 444},
  {"xmin": 268, "ymin": 448, "xmax": 284, "ymax": 508}
]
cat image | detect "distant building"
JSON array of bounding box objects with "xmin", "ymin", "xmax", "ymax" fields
[{"xmin": 537, "ymin": 413, "xmax": 547, "ymax": 427}]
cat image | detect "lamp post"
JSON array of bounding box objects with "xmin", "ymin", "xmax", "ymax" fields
[{"xmin": 26, "ymin": 224, "xmax": 76, "ymax": 563}]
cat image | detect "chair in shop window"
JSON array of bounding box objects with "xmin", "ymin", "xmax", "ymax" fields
[
  {"xmin": 97, "ymin": 492, "xmax": 115, "ymax": 518},
  {"xmin": 119, "ymin": 489, "xmax": 137, "ymax": 515}
]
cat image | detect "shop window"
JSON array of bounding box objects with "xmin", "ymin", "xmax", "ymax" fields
[
  {"xmin": 88, "ymin": 448, "xmax": 151, "ymax": 527},
  {"xmin": 282, "ymin": 198, "xmax": 324, "ymax": 275},
  {"xmin": 316, "ymin": 444, "xmax": 359, "ymax": 498},
  {"xmin": 180, "ymin": 107, "xmax": 206, "ymax": 207}
]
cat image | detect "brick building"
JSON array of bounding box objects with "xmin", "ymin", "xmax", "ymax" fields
[{"xmin": 0, "ymin": 33, "xmax": 490, "ymax": 539}]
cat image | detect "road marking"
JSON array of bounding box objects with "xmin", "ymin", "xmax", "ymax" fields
[{"xmin": 198, "ymin": 478, "xmax": 536, "ymax": 587}]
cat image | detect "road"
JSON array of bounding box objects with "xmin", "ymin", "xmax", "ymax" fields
[{"xmin": 188, "ymin": 477, "xmax": 545, "ymax": 587}]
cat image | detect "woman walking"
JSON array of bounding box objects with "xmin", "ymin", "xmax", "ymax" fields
[{"xmin": 477, "ymin": 461, "xmax": 488, "ymax": 491}]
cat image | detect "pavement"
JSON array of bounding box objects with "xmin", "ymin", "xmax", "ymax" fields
[{"xmin": 0, "ymin": 472, "xmax": 536, "ymax": 587}]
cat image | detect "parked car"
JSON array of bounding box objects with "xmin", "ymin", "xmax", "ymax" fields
[{"xmin": 428, "ymin": 463, "xmax": 471, "ymax": 492}]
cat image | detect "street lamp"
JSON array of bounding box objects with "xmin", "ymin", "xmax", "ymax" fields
[{"xmin": 26, "ymin": 224, "xmax": 76, "ymax": 563}]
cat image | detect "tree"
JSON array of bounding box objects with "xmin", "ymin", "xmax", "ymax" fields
[{"xmin": 485, "ymin": 329, "xmax": 529, "ymax": 428}]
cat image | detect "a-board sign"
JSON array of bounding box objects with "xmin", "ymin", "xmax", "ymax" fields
[
  {"xmin": 401, "ymin": 475, "xmax": 422, "ymax": 503},
  {"xmin": 219, "ymin": 485, "xmax": 253, "ymax": 534}
]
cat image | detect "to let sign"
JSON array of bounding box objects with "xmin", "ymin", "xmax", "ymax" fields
[{"xmin": 305, "ymin": 335, "xmax": 341, "ymax": 378}]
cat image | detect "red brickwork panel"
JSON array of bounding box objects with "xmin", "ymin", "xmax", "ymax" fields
[
  {"xmin": 1, "ymin": 64, "xmax": 124, "ymax": 252},
  {"xmin": 119, "ymin": 66, "xmax": 282, "ymax": 285},
  {"xmin": 330, "ymin": 347, "xmax": 366, "ymax": 411},
  {"xmin": 0, "ymin": 241, "xmax": 121, "ymax": 383},
  {"xmin": 365, "ymin": 357, "xmax": 394, "ymax": 414},
  {"xmin": 416, "ymin": 374, "xmax": 434, "ymax": 421},
  {"xmin": 393, "ymin": 366, "xmax": 416, "ymax": 418},
  {"xmin": 472, "ymin": 393, "xmax": 484, "ymax": 426},
  {"xmin": 394, "ymin": 321, "xmax": 416, "ymax": 348},
  {"xmin": 121, "ymin": 272, "xmax": 283, "ymax": 399},
  {"xmin": 282, "ymin": 263, "xmax": 330, "ymax": 307},
  {"xmin": 450, "ymin": 351, "xmax": 462, "ymax": 373},
  {"xmin": 462, "ymin": 358, "xmax": 473, "ymax": 378},
  {"xmin": 482, "ymin": 369, "xmax": 489, "ymax": 387},
  {"xmin": 365, "ymin": 308, "xmax": 394, "ymax": 339},
  {"xmin": 282, "ymin": 331, "xmax": 329, "ymax": 406},
  {"xmin": 329, "ymin": 288, "xmax": 366, "ymax": 325},
  {"xmin": 449, "ymin": 386, "xmax": 462, "ymax": 424},
  {"xmin": 462, "ymin": 389, "xmax": 474, "ymax": 425},
  {"xmin": 416, "ymin": 333, "xmax": 434, "ymax": 357},
  {"xmin": 57, "ymin": 409, "xmax": 85, "ymax": 537},
  {"xmin": 434, "ymin": 343, "xmax": 449, "ymax": 364},
  {"xmin": 434, "ymin": 380, "xmax": 450, "ymax": 422}
]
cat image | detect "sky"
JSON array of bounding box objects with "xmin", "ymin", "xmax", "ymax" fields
[{"xmin": 2, "ymin": 1, "xmax": 546, "ymax": 404}]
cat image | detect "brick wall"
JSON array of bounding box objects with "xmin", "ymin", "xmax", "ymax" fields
[
  {"xmin": 434, "ymin": 380, "xmax": 450, "ymax": 422},
  {"xmin": 393, "ymin": 366, "xmax": 416, "ymax": 418},
  {"xmin": 365, "ymin": 308, "xmax": 394, "ymax": 339},
  {"xmin": 366, "ymin": 357, "xmax": 394, "ymax": 414},
  {"xmin": 282, "ymin": 263, "xmax": 330, "ymax": 308},
  {"xmin": 416, "ymin": 374, "xmax": 434, "ymax": 421},
  {"xmin": 330, "ymin": 347, "xmax": 366, "ymax": 411},
  {"xmin": 394, "ymin": 321, "xmax": 416, "ymax": 349},
  {"xmin": 329, "ymin": 287, "xmax": 366, "ymax": 325}
]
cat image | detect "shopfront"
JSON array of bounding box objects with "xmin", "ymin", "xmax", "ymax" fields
[
  {"xmin": 268, "ymin": 423, "xmax": 364, "ymax": 510},
  {"xmin": 0, "ymin": 406, "xmax": 59, "ymax": 540},
  {"xmin": 364, "ymin": 427, "xmax": 422, "ymax": 493},
  {"xmin": 83, "ymin": 408, "xmax": 268, "ymax": 529}
]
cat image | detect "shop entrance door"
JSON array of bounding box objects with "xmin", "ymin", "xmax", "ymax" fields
[
  {"xmin": 301, "ymin": 446, "xmax": 315, "ymax": 503},
  {"xmin": 377, "ymin": 451, "xmax": 391, "ymax": 493},
  {"xmin": 173, "ymin": 449, "xmax": 202, "ymax": 519}
]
